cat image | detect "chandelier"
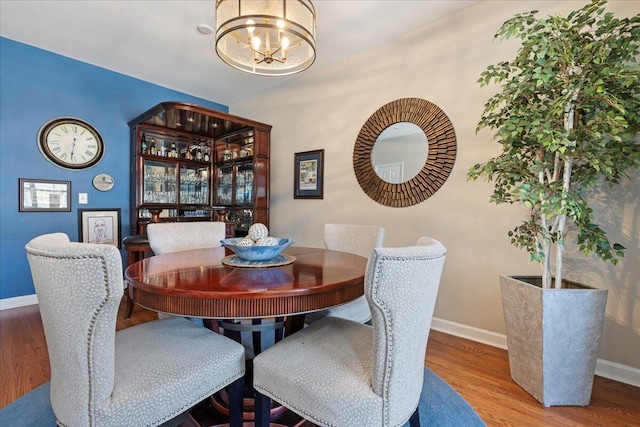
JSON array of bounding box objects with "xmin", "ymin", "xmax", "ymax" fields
[{"xmin": 215, "ymin": 0, "xmax": 316, "ymax": 76}]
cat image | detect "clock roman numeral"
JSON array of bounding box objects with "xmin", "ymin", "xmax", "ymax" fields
[
  {"xmin": 71, "ymin": 125, "xmax": 78, "ymax": 133},
  {"xmin": 51, "ymin": 146, "xmax": 61, "ymax": 153},
  {"xmin": 84, "ymin": 150, "xmax": 94, "ymax": 157},
  {"xmin": 48, "ymin": 140, "xmax": 60, "ymax": 145},
  {"xmin": 60, "ymin": 152, "xmax": 68, "ymax": 160},
  {"xmin": 61, "ymin": 126, "xmax": 69, "ymax": 133},
  {"xmin": 85, "ymin": 137, "xmax": 95, "ymax": 142}
]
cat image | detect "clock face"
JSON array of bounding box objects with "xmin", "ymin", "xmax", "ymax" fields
[{"xmin": 38, "ymin": 117, "xmax": 104, "ymax": 170}]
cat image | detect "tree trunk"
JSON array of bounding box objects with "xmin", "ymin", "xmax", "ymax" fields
[{"xmin": 556, "ymin": 102, "xmax": 578, "ymax": 289}]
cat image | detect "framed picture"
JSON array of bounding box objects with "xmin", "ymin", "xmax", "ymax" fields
[
  {"xmin": 19, "ymin": 178, "xmax": 71, "ymax": 212},
  {"xmin": 294, "ymin": 149, "xmax": 324, "ymax": 199},
  {"xmin": 78, "ymin": 208, "xmax": 121, "ymax": 248}
]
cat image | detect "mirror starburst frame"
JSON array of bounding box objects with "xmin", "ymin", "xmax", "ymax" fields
[{"xmin": 353, "ymin": 98, "xmax": 457, "ymax": 207}]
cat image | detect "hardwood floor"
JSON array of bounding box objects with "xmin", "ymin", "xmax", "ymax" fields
[{"xmin": 1, "ymin": 300, "xmax": 638, "ymax": 426}]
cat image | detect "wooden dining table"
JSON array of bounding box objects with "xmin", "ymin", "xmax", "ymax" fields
[
  {"xmin": 124, "ymin": 245, "xmax": 367, "ymax": 325},
  {"xmin": 124, "ymin": 245, "xmax": 368, "ymax": 425}
]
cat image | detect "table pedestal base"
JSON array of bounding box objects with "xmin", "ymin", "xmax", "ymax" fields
[
  {"xmin": 209, "ymin": 317, "xmax": 304, "ymax": 425},
  {"xmin": 210, "ymin": 392, "xmax": 288, "ymax": 423}
]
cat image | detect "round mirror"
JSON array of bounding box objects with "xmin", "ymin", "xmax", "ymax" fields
[
  {"xmin": 353, "ymin": 98, "xmax": 456, "ymax": 207},
  {"xmin": 372, "ymin": 122, "xmax": 428, "ymax": 183}
]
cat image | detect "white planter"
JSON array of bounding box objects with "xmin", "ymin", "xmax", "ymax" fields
[{"xmin": 500, "ymin": 275, "xmax": 608, "ymax": 406}]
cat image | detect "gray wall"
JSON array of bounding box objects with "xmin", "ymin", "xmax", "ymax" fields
[{"xmin": 232, "ymin": 1, "xmax": 640, "ymax": 373}]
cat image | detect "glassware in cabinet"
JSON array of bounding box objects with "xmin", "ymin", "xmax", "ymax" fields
[
  {"xmin": 180, "ymin": 165, "xmax": 209, "ymax": 205},
  {"xmin": 234, "ymin": 163, "xmax": 253, "ymax": 206},
  {"xmin": 142, "ymin": 160, "xmax": 177, "ymax": 204},
  {"xmin": 216, "ymin": 165, "xmax": 233, "ymax": 206}
]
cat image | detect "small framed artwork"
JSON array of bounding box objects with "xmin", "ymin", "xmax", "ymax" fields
[
  {"xmin": 19, "ymin": 178, "xmax": 71, "ymax": 212},
  {"xmin": 294, "ymin": 149, "xmax": 324, "ymax": 199},
  {"xmin": 78, "ymin": 208, "xmax": 121, "ymax": 248}
]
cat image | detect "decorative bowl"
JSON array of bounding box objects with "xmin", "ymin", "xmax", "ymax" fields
[{"xmin": 220, "ymin": 238, "xmax": 294, "ymax": 261}]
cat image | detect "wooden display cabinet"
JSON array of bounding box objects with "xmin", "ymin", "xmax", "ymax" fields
[
  {"xmin": 129, "ymin": 102, "xmax": 271, "ymax": 237},
  {"xmin": 213, "ymin": 126, "xmax": 270, "ymax": 236}
]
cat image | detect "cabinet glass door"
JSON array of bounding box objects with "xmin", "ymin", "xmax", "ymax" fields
[
  {"xmin": 216, "ymin": 165, "xmax": 233, "ymax": 205},
  {"xmin": 143, "ymin": 160, "xmax": 177, "ymax": 204},
  {"xmin": 180, "ymin": 165, "xmax": 209, "ymax": 205},
  {"xmin": 235, "ymin": 163, "xmax": 253, "ymax": 205}
]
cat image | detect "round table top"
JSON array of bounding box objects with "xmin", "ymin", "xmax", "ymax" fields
[{"xmin": 124, "ymin": 246, "xmax": 367, "ymax": 319}]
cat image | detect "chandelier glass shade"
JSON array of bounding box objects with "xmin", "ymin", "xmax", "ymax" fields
[{"xmin": 215, "ymin": 0, "xmax": 316, "ymax": 76}]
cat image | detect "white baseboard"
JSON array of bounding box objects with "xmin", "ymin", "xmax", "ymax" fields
[
  {"xmin": 0, "ymin": 294, "xmax": 38, "ymax": 310},
  {"xmin": 431, "ymin": 316, "xmax": 640, "ymax": 388},
  {"xmin": 431, "ymin": 317, "xmax": 508, "ymax": 349},
  {"xmin": 1, "ymin": 298, "xmax": 637, "ymax": 387},
  {"xmin": 595, "ymin": 358, "xmax": 640, "ymax": 388}
]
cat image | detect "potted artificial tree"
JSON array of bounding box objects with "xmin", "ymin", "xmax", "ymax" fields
[{"xmin": 468, "ymin": 0, "xmax": 639, "ymax": 406}]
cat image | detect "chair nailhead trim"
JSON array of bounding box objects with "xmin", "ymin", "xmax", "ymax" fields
[{"xmin": 372, "ymin": 254, "xmax": 445, "ymax": 426}]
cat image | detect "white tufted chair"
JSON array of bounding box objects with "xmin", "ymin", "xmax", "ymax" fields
[
  {"xmin": 25, "ymin": 233, "xmax": 246, "ymax": 427},
  {"xmin": 146, "ymin": 221, "xmax": 226, "ymax": 255},
  {"xmin": 305, "ymin": 223, "xmax": 385, "ymax": 325},
  {"xmin": 253, "ymin": 237, "xmax": 447, "ymax": 427}
]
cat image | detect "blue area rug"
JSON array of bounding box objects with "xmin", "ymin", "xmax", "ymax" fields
[
  {"xmin": 1, "ymin": 382, "xmax": 53, "ymax": 427},
  {"xmin": 0, "ymin": 368, "xmax": 485, "ymax": 426},
  {"xmin": 407, "ymin": 368, "xmax": 486, "ymax": 427}
]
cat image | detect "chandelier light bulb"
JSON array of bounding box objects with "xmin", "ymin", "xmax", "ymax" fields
[
  {"xmin": 246, "ymin": 19, "xmax": 256, "ymax": 34},
  {"xmin": 252, "ymin": 36, "xmax": 261, "ymax": 50},
  {"xmin": 281, "ymin": 37, "xmax": 290, "ymax": 50}
]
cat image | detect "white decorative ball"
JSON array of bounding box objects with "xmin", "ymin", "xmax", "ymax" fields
[
  {"xmin": 256, "ymin": 236, "xmax": 279, "ymax": 246},
  {"xmin": 237, "ymin": 237, "xmax": 254, "ymax": 246},
  {"xmin": 248, "ymin": 223, "xmax": 269, "ymax": 241}
]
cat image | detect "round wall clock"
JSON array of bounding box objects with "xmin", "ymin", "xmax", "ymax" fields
[{"xmin": 37, "ymin": 117, "xmax": 104, "ymax": 170}]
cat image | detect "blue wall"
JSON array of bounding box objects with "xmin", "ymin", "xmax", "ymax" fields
[{"xmin": 0, "ymin": 37, "xmax": 228, "ymax": 299}]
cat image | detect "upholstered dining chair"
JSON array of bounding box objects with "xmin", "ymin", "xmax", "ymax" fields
[
  {"xmin": 146, "ymin": 221, "xmax": 226, "ymax": 255},
  {"xmin": 305, "ymin": 223, "xmax": 385, "ymax": 325},
  {"xmin": 25, "ymin": 233, "xmax": 246, "ymax": 427},
  {"xmin": 253, "ymin": 237, "xmax": 447, "ymax": 427}
]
